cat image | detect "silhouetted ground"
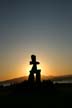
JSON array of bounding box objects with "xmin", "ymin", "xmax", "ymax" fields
[{"xmin": 0, "ymin": 80, "xmax": 72, "ymax": 107}]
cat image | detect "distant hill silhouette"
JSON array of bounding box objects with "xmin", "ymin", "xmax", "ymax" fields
[
  {"xmin": 1, "ymin": 74, "xmax": 72, "ymax": 86},
  {"xmin": 51, "ymin": 75, "xmax": 72, "ymax": 81},
  {"xmin": 0, "ymin": 76, "xmax": 28, "ymax": 86}
]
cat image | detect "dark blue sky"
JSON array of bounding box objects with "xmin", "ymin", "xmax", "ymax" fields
[{"xmin": 0, "ymin": 0, "xmax": 72, "ymax": 81}]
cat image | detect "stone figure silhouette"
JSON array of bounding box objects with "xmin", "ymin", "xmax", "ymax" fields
[{"xmin": 28, "ymin": 55, "xmax": 41, "ymax": 83}]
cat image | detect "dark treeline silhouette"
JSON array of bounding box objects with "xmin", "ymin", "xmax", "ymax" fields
[{"xmin": 0, "ymin": 80, "xmax": 72, "ymax": 106}]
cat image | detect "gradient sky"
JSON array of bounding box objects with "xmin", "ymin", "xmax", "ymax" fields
[{"xmin": 0, "ymin": 0, "xmax": 72, "ymax": 81}]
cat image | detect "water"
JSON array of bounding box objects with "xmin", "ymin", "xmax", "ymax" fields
[{"xmin": 53, "ymin": 80, "xmax": 72, "ymax": 84}]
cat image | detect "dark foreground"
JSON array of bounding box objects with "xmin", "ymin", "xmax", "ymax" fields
[{"xmin": 0, "ymin": 80, "xmax": 72, "ymax": 106}]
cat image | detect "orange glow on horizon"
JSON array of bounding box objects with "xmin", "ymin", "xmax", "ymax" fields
[{"xmin": 1, "ymin": 53, "xmax": 71, "ymax": 81}]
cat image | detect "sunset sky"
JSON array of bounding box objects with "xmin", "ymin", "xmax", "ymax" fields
[{"xmin": 0, "ymin": 0, "xmax": 72, "ymax": 81}]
